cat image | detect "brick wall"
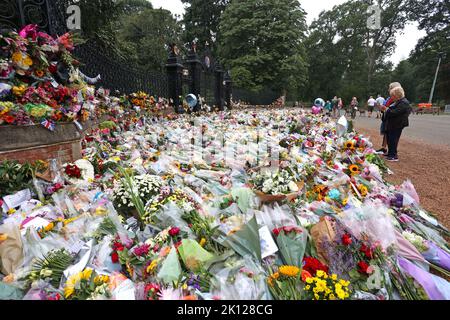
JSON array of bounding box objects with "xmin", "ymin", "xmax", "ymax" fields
[{"xmin": 0, "ymin": 140, "xmax": 81, "ymax": 164}]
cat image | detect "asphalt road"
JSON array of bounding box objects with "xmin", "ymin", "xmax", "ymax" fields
[{"xmin": 353, "ymin": 114, "xmax": 450, "ymax": 147}]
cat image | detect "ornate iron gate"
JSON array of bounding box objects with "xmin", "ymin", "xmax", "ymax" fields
[{"xmin": 0, "ymin": 0, "xmax": 51, "ymax": 33}]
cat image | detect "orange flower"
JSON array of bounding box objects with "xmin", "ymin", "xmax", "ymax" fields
[
  {"xmin": 35, "ymin": 70, "xmax": 45, "ymax": 78},
  {"xmin": 301, "ymin": 270, "xmax": 312, "ymax": 282}
]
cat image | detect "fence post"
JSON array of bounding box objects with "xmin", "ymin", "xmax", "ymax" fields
[
  {"xmin": 215, "ymin": 63, "xmax": 225, "ymax": 111},
  {"xmin": 166, "ymin": 44, "xmax": 184, "ymax": 114},
  {"xmin": 224, "ymin": 70, "xmax": 232, "ymax": 110},
  {"xmin": 186, "ymin": 42, "xmax": 202, "ymax": 112}
]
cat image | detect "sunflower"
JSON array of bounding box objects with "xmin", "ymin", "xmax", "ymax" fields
[
  {"xmin": 279, "ymin": 265, "xmax": 301, "ymax": 278},
  {"xmin": 345, "ymin": 141, "xmax": 354, "ymax": 149},
  {"xmin": 348, "ymin": 165, "xmax": 360, "ymax": 175},
  {"xmin": 358, "ymin": 185, "xmax": 368, "ymax": 197}
]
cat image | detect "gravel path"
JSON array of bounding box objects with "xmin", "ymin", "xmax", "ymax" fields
[{"xmin": 355, "ymin": 125, "xmax": 450, "ymax": 230}]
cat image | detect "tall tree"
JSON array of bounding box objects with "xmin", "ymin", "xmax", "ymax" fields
[
  {"xmin": 305, "ymin": 0, "xmax": 411, "ymax": 102},
  {"xmin": 181, "ymin": 0, "xmax": 230, "ymax": 53},
  {"xmin": 409, "ymin": 0, "xmax": 450, "ymax": 103},
  {"xmin": 218, "ymin": 0, "xmax": 308, "ymax": 96},
  {"xmin": 114, "ymin": 5, "xmax": 182, "ymax": 71}
]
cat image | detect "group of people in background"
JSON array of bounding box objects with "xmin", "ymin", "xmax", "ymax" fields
[{"xmin": 314, "ymin": 82, "xmax": 412, "ymax": 162}]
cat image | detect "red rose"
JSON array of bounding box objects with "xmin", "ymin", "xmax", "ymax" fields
[
  {"xmin": 358, "ymin": 261, "xmax": 370, "ymax": 274},
  {"xmin": 360, "ymin": 244, "xmax": 374, "ymax": 260},
  {"xmin": 169, "ymin": 227, "xmax": 181, "ymax": 237},
  {"xmin": 303, "ymin": 257, "xmax": 329, "ymax": 275},
  {"xmin": 111, "ymin": 252, "xmax": 119, "ymax": 263},
  {"xmin": 342, "ymin": 234, "xmax": 352, "ymax": 246},
  {"xmin": 112, "ymin": 241, "xmax": 124, "ymax": 252},
  {"xmin": 273, "ymin": 228, "xmax": 282, "ymax": 237}
]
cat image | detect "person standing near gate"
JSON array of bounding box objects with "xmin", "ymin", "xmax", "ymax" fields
[{"xmin": 383, "ymin": 86, "xmax": 412, "ymax": 162}]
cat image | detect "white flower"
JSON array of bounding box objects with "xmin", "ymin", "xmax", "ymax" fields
[{"xmin": 288, "ymin": 181, "xmax": 299, "ymax": 192}]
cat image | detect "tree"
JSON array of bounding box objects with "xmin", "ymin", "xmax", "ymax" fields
[
  {"xmin": 218, "ymin": 0, "xmax": 309, "ymax": 96},
  {"xmin": 181, "ymin": 0, "xmax": 230, "ymax": 53},
  {"xmin": 114, "ymin": 5, "xmax": 183, "ymax": 71},
  {"xmin": 305, "ymin": 0, "xmax": 412, "ymax": 102},
  {"xmin": 408, "ymin": 0, "xmax": 450, "ymax": 103}
]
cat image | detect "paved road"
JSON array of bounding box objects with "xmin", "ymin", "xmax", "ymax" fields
[{"xmin": 353, "ymin": 114, "xmax": 450, "ymax": 147}]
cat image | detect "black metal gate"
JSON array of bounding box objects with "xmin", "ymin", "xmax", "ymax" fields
[{"xmin": 0, "ymin": 0, "xmax": 51, "ymax": 33}]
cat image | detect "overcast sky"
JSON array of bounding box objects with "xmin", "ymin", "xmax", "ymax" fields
[{"xmin": 150, "ymin": 0, "xmax": 426, "ymax": 66}]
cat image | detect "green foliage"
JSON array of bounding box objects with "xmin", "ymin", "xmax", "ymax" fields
[
  {"xmin": 408, "ymin": 0, "xmax": 450, "ymax": 103},
  {"xmin": 305, "ymin": 0, "xmax": 410, "ymax": 102},
  {"xmin": 182, "ymin": 0, "xmax": 230, "ymax": 54},
  {"xmin": 0, "ymin": 160, "xmax": 47, "ymax": 197},
  {"xmin": 218, "ymin": 0, "xmax": 309, "ymax": 95},
  {"xmin": 27, "ymin": 249, "xmax": 74, "ymax": 288},
  {"xmin": 113, "ymin": 4, "xmax": 183, "ymax": 71},
  {"xmin": 99, "ymin": 121, "xmax": 118, "ymax": 130}
]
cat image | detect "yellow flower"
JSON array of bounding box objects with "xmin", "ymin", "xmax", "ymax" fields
[
  {"xmin": 345, "ymin": 141, "xmax": 355, "ymax": 149},
  {"xmin": 44, "ymin": 222, "xmax": 55, "ymax": 232},
  {"xmin": 12, "ymin": 52, "xmax": 22, "ymax": 64},
  {"xmin": 94, "ymin": 275, "xmax": 110, "ymax": 285},
  {"xmin": 7, "ymin": 208, "xmax": 16, "ymax": 215},
  {"xmin": 306, "ymin": 277, "xmax": 313, "ymax": 284},
  {"xmin": 314, "ymin": 293, "xmax": 320, "ymax": 300},
  {"xmin": 199, "ymin": 238, "xmax": 207, "ymax": 247},
  {"xmin": 279, "ymin": 265, "xmax": 301, "ymax": 278},
  {"xmin": 0, "ymin": 233, "xmax": 8, "ymax": 243},
  {"xmin": 331, "ymin": 274, "xmax": 338, "ymax": 281},
  {"xmin": 23, "ymin": 56, "xmax": 33, "ymax": 66},
  {"xmin": 316, "ymin": 270, "xmax": 325, "ymax": 278},
  {"xmin": 342, "ymin": 198, "xmax": 349, "ymax": 206},
  {"xmin": 95, "ymin": 207, "xmax": 108, "ymax": 216},
  {"xmin": 12, "ymin": 85, "xmax": 27, "ymax": 96},
  {"xmin": 64, "ymin": 286, "xmax": 75, "ymax": 299},
  {"xmin": 305, "ymin": 285, "xmax": 311, "ymax": 290},
  {"xmin": 64, "ymin": 272, "xmax": 83, "ymax": 299},
  {"xmin": 146, "ymin": 260, "xmax": 158, "ymax": 274},
  {"xmin": 329, "ymin": 294, "xmax": 336, "ymax": 300},
  {"xmin": 81, "ymin": 268, "xmax": 93, "ymax": 280}
]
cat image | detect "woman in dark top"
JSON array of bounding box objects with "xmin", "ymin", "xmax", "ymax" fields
[{"xmin": 384, "ymin": 86, "xmax": 412, "ymax": 162}]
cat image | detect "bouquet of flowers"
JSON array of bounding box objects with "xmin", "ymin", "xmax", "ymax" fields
[
  {"xmin": 63, "ymin": 268, "xmax": 111, "ymax": 300},
  {"xmin": 249, "ymin": 167, "xmax": 303, "ymax": 203}
]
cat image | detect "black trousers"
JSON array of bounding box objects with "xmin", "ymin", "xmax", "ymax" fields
[{"xmin": 386, "ymin": 128, "xmax": 403, "ymax": 158}]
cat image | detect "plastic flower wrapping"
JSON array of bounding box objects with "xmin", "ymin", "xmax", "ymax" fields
[{"xmin": 1, "ymin": 104, "xmax": 449, "ymax": 301}]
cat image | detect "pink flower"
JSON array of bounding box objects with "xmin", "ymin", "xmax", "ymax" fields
[{"xmin": 19, "ymin": 24, "xmax": 38, "ymax": 40}]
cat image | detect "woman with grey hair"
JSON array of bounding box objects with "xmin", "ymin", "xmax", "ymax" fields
[
  {"xmin": 383, "ymin": 86, "xmax": 412, "ymax": 162},
  {"xmin": 377, "ymin": 82, "xmax": 402, "ymax": 155}
]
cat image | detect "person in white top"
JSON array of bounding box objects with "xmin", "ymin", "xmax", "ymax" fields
[
  {"xmin": 367, "ymin": 96, "xmax": 377, "ymax": 118},
  {"xmin": 376, "ymin": 94, "xmax": 386, "ymax": 119}
]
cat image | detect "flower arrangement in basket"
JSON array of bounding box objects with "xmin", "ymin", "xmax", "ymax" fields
[{"xmin": 248, "ymin": 166, "xmax": 304, "ymax": 203}]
